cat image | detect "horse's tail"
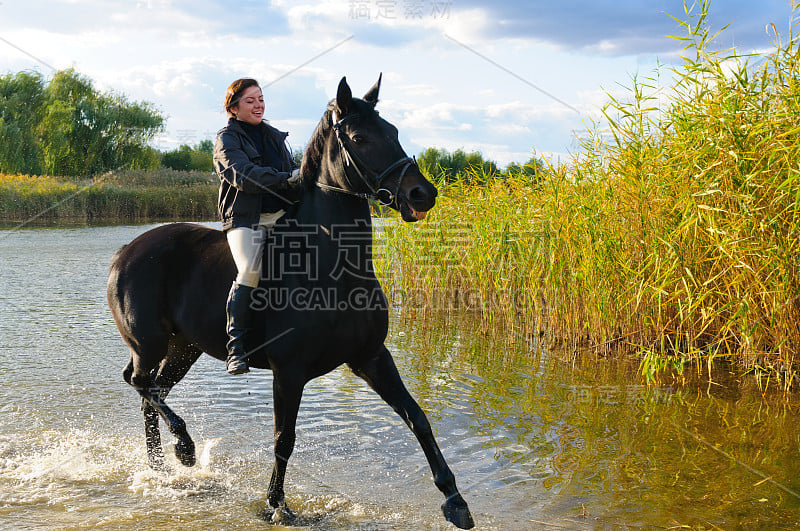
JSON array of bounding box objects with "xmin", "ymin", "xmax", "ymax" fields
[
  {"xmin": 107, "ymin": 244, "xmax": 129, "ymax": 345},
  {"xmin": 109, "ymin": 244, "xmax": 128, "ymax": 271}
]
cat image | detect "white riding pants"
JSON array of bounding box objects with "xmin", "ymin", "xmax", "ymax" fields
[{"xmin": 226, "ymin": 210, "xmax": 285, "ymax": 288}]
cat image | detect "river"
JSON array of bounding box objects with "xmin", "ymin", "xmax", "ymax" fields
[{"xmin": 1, "ymin": 222, "xmax": 799, "ymax": 529}]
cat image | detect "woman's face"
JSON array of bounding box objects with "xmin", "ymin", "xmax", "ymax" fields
[{"xmin": 231, "ymin": 85, "xmax": 264, "ymax": 125}]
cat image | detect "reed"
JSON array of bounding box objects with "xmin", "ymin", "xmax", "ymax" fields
[
  {"xmin": 376, "ymin": 1, "xmax": 800, "ymax": 388},
  {"xmin": 0, "ymin": 169, "xmax": 217, "ymax": 222}
]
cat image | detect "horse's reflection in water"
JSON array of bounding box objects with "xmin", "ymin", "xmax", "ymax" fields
[{"xmin": 107, "ymin": 76, "xmax": 474, "ymax": 529}]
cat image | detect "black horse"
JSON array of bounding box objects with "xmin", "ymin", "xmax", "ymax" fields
[{"xmin": 107, "ymin": 76, "xmax": 474, "ymax": 529}]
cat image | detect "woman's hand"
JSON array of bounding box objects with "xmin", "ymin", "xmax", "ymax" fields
[{"xmin": 287, "ymin": 169, "xmax": 302, "ymax": 186}]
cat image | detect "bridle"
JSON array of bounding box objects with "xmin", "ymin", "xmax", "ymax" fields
[{"xmin": 315, "ymin": 109, "xmax": 416, "ymax": 207}]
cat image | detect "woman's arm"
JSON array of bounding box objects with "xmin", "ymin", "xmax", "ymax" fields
[{"xmin": 213, "ymin": 129, "xmax": 290, "ymax": 194}]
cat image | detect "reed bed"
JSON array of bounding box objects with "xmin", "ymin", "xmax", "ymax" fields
[
  {"xmin": 376, "ymin": 3, "xmax": 800, "ymax": 388},
  {"xmin": 0, "ymin": 169, "xmax": 217, "ymax": 222}
]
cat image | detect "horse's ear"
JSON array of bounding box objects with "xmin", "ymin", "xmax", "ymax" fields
[
  {"xmin": 363, "ymin": 73, "xmax": 382, "ymax": 108},
  {"xmin": 335, "ymin": 77, "xmax": 352, "ymax": 117}
]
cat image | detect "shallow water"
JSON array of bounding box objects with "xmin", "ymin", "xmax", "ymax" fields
[{"xmin": 1, "ymin": 222, "xmax": 799, "ymax": 530}]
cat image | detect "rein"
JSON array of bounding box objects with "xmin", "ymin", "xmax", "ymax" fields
[{"xmin": 316, "ymin": 110, "xmax": 416, "ymax": 207}]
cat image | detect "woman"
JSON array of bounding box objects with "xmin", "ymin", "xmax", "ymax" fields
[{"xmin": 213, "ymin": 78, "xmax": 302, "ymax": 375}]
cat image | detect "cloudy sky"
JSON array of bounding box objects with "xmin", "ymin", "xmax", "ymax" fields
[{"xmin": 0, "ymin": 0, "xmax": 793, "ymax": 166}]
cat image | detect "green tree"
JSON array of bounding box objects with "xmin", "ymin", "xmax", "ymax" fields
[
  {"xmin": 161, "ymin": 142, "xmax": 213, "ymax": 171},
  {"xmin": 417, "ymin": 147, "xmax": 499, "ymax": 184},
  {"xmin": 505, "ymin": 155, "xmax": 547, "ymax": 184},
  {"xmin": 188, "ymin": 148, "xmax": 212, "ymax": 171},
  {"xmin": 196, "ymin": 139, "xmax": 213, "ymax": 154},
  {"xmin": 292, "ymin": 147, "xmax": 303, "ymax": 167},
  {"xmin": 161, "ymin": 144, "xmax": 192, "ymax": 171},
  {"xmin": 0, "ymin": 68, "xmax": 164, "ymax": 176},
  {"xmin": 0, "ymin": 70, "xmax": 46, "ymax": 174}
]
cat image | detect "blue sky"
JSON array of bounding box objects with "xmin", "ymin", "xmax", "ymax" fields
[{"xmin": 0, "ymin": 0, "xmax": 793, "ymax": 166}]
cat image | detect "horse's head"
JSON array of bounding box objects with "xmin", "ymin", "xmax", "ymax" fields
[{"xmin": 303, "ymin": 75, "xmax": 437, "ymax": 222}]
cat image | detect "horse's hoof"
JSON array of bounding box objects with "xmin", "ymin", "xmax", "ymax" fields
[
  {"xmin": 272, "ymin": 505, "xmax": 296, "ymax": 524},
  {"xmin": 147, "ymin": 452, "xmax": 167, "ymax": 472},
  {"xmin": 442, "ymin": 495, "xmax": 475, "ymax": 530},
  {"xmin": 262, "ymin": 503, "xmax": 296, "ymax": 525},
  {"xmin": 174, "ymin": 438, "xmax": 196, "ymax": 467}
]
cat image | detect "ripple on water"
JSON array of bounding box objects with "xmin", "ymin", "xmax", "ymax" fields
[{"xmin": 6, "ymin": 225, "xmax": 800, "ymax": 529}]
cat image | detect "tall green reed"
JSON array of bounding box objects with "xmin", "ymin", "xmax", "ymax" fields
[{"xmin": 376, "ymin": 1, "xmax": 800, "ymax": 389}]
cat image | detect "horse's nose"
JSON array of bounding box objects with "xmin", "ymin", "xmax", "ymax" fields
[{"xmin": 408, "ymin": 182, "xmax": 438, "ymax": 204}]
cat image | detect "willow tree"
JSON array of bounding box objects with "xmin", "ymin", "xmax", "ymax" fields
[
  {"xmin": 0, "ymin": 70, "xmax": 46, "ymax": 174},
  {"xmin": 0, "ymin": 68, "xmax": 164, "ymax": 176}
]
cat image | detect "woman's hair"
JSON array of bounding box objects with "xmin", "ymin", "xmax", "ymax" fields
[{"xmin": 224, "ymin": 78, "xmax": 260, "ymax": 117}]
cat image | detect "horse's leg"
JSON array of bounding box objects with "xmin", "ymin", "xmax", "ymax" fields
[
  {"xmin": 126, "ymin": 337, "xmax": 198, "ymax": 468},
  {"xmin": 142, "ymin": 399, "xmax": 164, "ymax": 468},
  {"xmin": 350, "ymin": 347, "xmax": 475, "ymax": 530},
  {"xmin": 265, "ymin": 373, "xmax": 304, "ymax": 523},
  {"xmin": 148, "ymin": 339, "xmax": 203, "ymax": 468},
  {"xmin": 125, "ymin": 358, "xmax": 164, "ymax": 468}
]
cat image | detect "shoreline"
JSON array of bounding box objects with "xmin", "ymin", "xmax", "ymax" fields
[{"xmin": 0, "ymin": 170, "xmax": 218, "ymax": 223}]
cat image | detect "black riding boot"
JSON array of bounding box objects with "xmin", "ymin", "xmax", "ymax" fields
[{"xmin": 226, "ymin": 282, "xmax": 254, "ymax": 375}]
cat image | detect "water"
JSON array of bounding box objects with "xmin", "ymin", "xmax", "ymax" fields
[{"xmin": 1, "ymin": 223, "xmax": 799, "ymax": 529}]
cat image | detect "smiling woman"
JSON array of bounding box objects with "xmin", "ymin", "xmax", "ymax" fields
[
  {"xmin": 213, "ymin": 77, "xmax": 304, "ymax": 374},
  {"xmin": 226, "ymin": 80, "xmax": 265, "ymax": 124}
]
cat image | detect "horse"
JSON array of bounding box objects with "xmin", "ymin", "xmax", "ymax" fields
[{"xmin": 107, "ymin": 76, "xmax": 474, "ymax": 529}]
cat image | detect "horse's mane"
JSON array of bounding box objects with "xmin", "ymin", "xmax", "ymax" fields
[
  {"xmin": 299, "ymin": 103, "xmax": 334, "ymax": 189},
  {"xmin": 299, "ymin": 98, "xmax": 376, "ymax": 190}
]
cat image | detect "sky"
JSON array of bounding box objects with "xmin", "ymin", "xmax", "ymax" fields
[{"xmin": 0, "ymin": 0, "xmax": 794, "ymax": 167}]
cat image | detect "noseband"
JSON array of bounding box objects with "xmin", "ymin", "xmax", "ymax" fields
[{"xmin": 315, "ymin": 110, "xmax": 416, "ymax": 207}]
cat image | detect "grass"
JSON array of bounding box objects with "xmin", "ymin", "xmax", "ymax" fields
[
  {"xmin": 376, "ymin": 1, "xmax": 800, "ymax": 390},
  {"xmin": 0, "ymin": 168, "xmax": 217, "ymax": 222}
]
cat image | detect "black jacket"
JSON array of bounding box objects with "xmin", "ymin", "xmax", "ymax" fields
[{"xmin": 213, "ymin": 118, "xmax": 300, "ymax": 231}]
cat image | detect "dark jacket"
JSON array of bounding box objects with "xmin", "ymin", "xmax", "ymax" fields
[{"xmin": 213, "ymin": 118, "xmax": 300, "ymax": 231}]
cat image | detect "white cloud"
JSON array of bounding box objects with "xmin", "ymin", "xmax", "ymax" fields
[
  {"xmin": 398, "ymin": 103, "xmax": 460, "ymax": 129},
  {"xmin": 394, "ymin": 83, "xmax": 442, "ymax": 98},
  {"xmin": 484, "ymin": 101, "xmax": 576, "ymax": 122},
  {"xmin": 490, "ymin": 123, "xmax": 530, "ymax": 136},
  {"xmin": 4, "ymin": 1, "xmax": 778, "ymax": 168},
  {"xmin": 285, "ymin": 1, "xmax": 348, "ymax": 31},
  {"xmin": 440, "ymin": 8, "xmax": 493, "ymax": 43}
]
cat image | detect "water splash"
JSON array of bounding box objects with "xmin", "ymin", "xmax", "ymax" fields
[
  {"xmin": 0, "ymin": 428, "xmax": 142, "ymax": 506},
  {"xmin": 197, "ymin": 437, "xmax": 220, "ymax": 469},
  {"xmin": 128, "ymin": 439, "xmax": 227, "ymax": 499}
]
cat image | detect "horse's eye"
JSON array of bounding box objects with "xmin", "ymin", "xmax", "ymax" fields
[{"xmin": 352, "ymin": 133, "xmax": 366, "ymax": 144}]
